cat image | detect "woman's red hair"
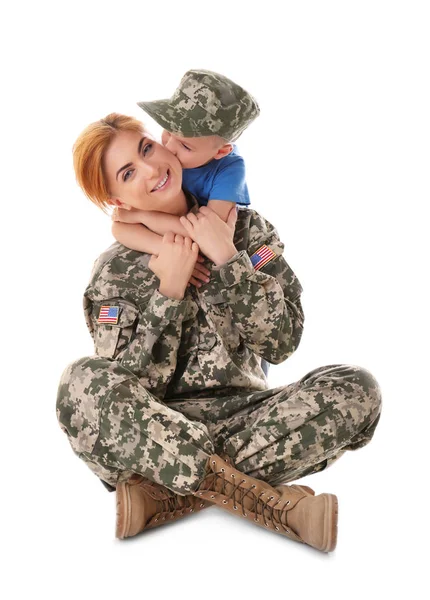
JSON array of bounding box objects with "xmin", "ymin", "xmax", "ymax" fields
[{"xmin": 73, "ymin": 113, "xmax": 145, "ymax": 212}]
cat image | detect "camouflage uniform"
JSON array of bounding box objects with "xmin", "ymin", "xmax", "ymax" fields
[{"xmin": 57, "ymin": 197, "xmax": 381, "ymax": 495}]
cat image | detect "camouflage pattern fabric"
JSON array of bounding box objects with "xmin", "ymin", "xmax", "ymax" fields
[
  {"xmin": 57, "ymin": 200, "xmax": 381, "ymax": 494},
  {"xmin": 57, "ymin": 358, "xmax": 381, "ymax": 494},
  {"xmin": 137, "ymin": 69, "xmax": 260, "ymax": 142}
]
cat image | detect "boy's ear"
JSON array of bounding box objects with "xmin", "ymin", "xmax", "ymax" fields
[
  {"xmin": 213, "ymin": 143, "xmax": 233, "ymax": 160},
  {"xmin": 106, "ymin": 198, "xmax": 132, "ymax": 211}
]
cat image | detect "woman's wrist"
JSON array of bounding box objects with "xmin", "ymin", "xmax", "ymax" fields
[
  {"xmin": 213, "ymin": 244, "xmax": 238, "ymax": 267},
  {"xmin": 159, "ymin": 281, "xmax": 186, "ymax": 300}
]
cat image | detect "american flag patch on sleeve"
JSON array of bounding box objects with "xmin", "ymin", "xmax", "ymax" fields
[
  {"xmin": 250, "ymin": 245, "xmax": 277, "ymax": 270},
  {"xmin": 97, "ymin": 305, "xmax": 120, "ymax": 324}
]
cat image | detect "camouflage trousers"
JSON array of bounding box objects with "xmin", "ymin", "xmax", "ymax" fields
[{"xmin": 56, "ymin": 359, "xmax": 381, "ymax": 495}]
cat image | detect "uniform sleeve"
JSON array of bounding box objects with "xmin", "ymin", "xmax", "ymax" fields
[
  {"xmin": 202, "ymin": 213, "xmax": 304, "ymax": 364},
  {"xmin": 84, "ymin": 264, "xmax": 191, "ymax": 399},
  {"xmin": 208, "ymin": 154, "xmax": 249, "ymax": 205}
]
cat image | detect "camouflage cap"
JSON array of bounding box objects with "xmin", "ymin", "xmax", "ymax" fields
[{"xmin": 137, "ymin": 69, "xmax": 260, "ymax": 142}]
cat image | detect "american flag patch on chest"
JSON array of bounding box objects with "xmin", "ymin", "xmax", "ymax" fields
[
  {"xmin": 250, "ymin": 245, "xmax": 277, "ymax": 270},
  {"xmin": 97, "ymin": 305, "xmax": 119, "ymax": 324}
]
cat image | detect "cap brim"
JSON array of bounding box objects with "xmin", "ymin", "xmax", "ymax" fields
[
  {"xmin": 137, "ymin": 100, "xmax": 174, "ymax": 130},
  {"xmin": 137, "ymin": 98, "xmax": 216, "ymax": 137}
]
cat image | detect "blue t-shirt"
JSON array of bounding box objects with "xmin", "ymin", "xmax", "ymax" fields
[{"xmin": 182, "ymin": 146, "xmax": 250, "ymax": 206}]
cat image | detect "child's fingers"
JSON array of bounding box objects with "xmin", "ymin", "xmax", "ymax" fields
[
  {"xmin": 192, "ymin": 269, "xmax": 210, "ymax": 283},
  {"xmin": 193, "ymin": 262, "xmax": 211, "ymax": 278},
  {"xmin": 193, "ymin": 262, "xmax": 210, "ymax": 276},
  {"xmin": 189, "ymin": 276, "xmax": 202, "ymax": 288}
]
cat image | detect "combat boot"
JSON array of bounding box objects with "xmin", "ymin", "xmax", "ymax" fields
[
  {"xmin": 194, "ymin": 454, "xmax": 338, "ymax": 552},
  {"xmin": 116, "ymin": 474, "xmax": 209, "ymax": 539}
]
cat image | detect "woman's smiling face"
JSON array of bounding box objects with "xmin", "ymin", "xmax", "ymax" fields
[{"xmin": 103, "ymin": 129, "xmax": 185, "ymax": 214}]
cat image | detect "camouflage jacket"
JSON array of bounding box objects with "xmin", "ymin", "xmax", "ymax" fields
[{"xmin": 83, "ymin": 199, "xmax": 304, "ymax": 401}]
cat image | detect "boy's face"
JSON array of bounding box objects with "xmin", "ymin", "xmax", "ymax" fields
[{"xmin": 161, "ymin": 130, "xmax": 231, "ymax": 169}]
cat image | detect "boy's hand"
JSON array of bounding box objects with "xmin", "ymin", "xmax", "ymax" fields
[
  {"xmin": 180, "ymin": 206, "xmax": 238, "ymax": 267},
  {"xmin": 112, "ymin": 207, "xmax": 144, "ymax": 224},
  {"xmin": 189, "ymin": 260, "xmax": 211, "ymax": 288},
  {"xmin": 148, "ymin": 232, "xmax": 199, "ymax": 300}
]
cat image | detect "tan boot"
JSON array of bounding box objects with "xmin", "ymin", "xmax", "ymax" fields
[
  {"xmin": 194, "ymin": 454, "xmax": 338, "ymax": 552},
  {"xmin": 116, "ymin": 474, "xmax": 210, "ymax": 539},
  {"xmin": 288, "ymin": 484, "xmax": 315, "ymax": 496}
]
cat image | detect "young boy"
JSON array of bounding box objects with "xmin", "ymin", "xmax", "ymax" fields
[{"xmin": 111, "ymin": 69, "xmax": 260, "ymax": 287}]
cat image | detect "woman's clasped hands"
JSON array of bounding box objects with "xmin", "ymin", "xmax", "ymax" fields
[
  {"xmin": 127, "ymin": 205, "xmax": 238, "ymax": 300},
  {"xmin": 148, "ymin": 232, "xmax": 200, "ymax": 300},
  {"xmin": 180, "ymin": 205, "xmax": 238, "ymax": 267}
]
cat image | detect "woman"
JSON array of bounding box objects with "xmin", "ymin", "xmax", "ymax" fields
[{"xmin": 57, "ymin": 113, "xmax": 381, "ymax": 553}]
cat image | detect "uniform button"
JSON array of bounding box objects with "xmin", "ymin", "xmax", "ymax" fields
[{"xmin": 198, "ymin": 333, "xmax": 217, "ymax": 351}]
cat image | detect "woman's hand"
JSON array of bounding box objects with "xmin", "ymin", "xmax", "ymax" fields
[
  {"xmin": 180, "ymin": 206, "xmax": 238, "ymax": 266},
  {"xmin": 149, "ymin": 232, "xmax": 199, "ymax": 300}
]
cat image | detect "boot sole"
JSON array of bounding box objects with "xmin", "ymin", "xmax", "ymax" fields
[
  {"xmin": 116, "ymin": 481, "xmax": 132, "ymax": 539},
  {"xmin": 321, "ymin": 493, "xmax": 338, "ymax": 552}
]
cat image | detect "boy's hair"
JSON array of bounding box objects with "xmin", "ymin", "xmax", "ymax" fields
[{"xmin": 73, "ymin": 113, "xmax": 145, "ymax": 212}]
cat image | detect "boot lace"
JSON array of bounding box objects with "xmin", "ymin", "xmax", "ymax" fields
[
  {"xmin": 142, "ymin": 482, "xmax": 200, "ymax": 522},
  {"xmin": 201, "ymin": 462, "xmax": 292, "ymax": 533}
]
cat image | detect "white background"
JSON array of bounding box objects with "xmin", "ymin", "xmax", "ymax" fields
[{"xmin": 2, "ymin": 1, "xmax": 429, "ymax": 598}]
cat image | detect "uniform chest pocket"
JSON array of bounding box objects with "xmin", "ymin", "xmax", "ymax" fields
[
  {"xmin": 93, "ymin": 302, "xmax": 139, "ymax": 359},
  {"xmin": 204, "ymin": 299, "xmax": 241, "ymax": 351}
]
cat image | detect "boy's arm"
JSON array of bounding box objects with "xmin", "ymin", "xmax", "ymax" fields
[
  {"xmin": 207, "ymin": 199, "xmax": 236, "ymax": 223},
  {"xmin": 111, "ymin": 221, "xmax": 163, "ymax": 255},
  {"xmin": 206, "ymin": 152, "xmax": 248, "ymax": 221},
  {"xmin": 114, "ymin": 207, "xmax": 189, "ymax": 237},
  {"xmin": 112, "ymin": 221, "xmax": 211, "ymax": 287},
  {"xmin": 140, "ymin": 211, "xmax": 190, "ymax": 236}
]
